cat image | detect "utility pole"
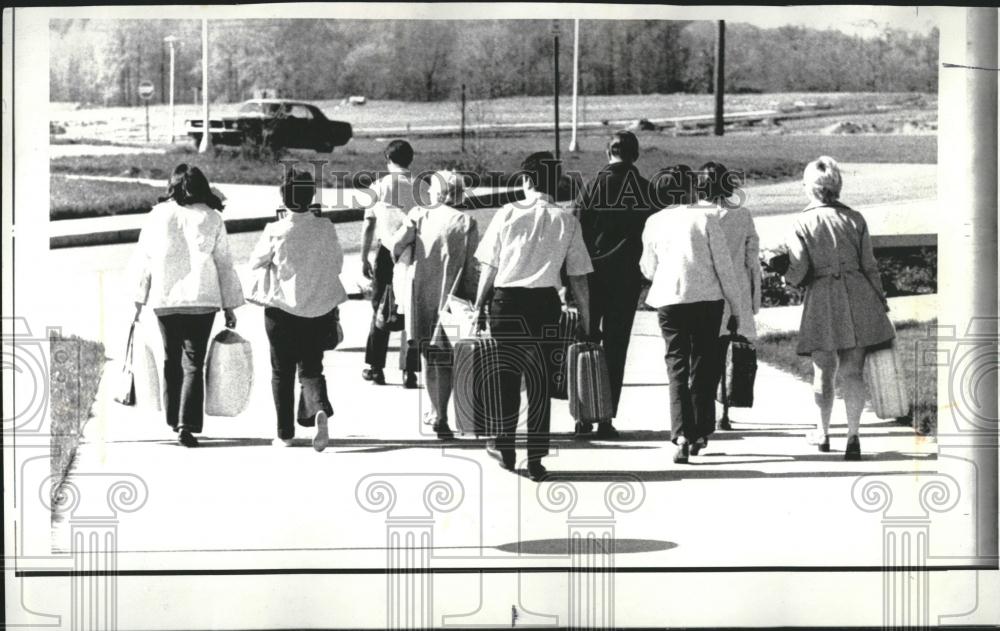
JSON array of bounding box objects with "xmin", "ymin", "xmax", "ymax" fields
[
  {"xmin": 198, "ymin": 19, "xmax": 211, "ymax": 153},
  {"xmin": 460, "ymin": 83, "xmax": 466, "ymax": 153},
  {"xmin": 714, "ymin": 20, "xmax": 725, "ymax": 137},
  {"xmin": 552, "ymin": 21, "xmax": 560, "ymax": 161},
  {"xmin": 164, "ymin": 35, "xmax": 178, "ymax": 144},
  {"xmin": 568, "ymin": 19, "xmax": 581, "ymax": 152}
]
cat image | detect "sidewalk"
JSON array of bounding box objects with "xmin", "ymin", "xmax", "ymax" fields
[{"xmin": 60, "ymin": 287, "xmax": 938, "ymax": 576}]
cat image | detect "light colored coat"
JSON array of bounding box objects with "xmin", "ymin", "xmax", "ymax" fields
[
  {"xmin": 386, "ymin": 205, "xmax": 480, "ymax": 345},
  {"xmin": 640, "ymin": 204, "xmax": 741, "ymax": 313},
  {"xmin": 785, "ymin": 202, "xmax": 894, "ymax": 356},
  {"xmin": 133, "ymin": 200, "xmax": 244, "ymax": 311},
  {"xmin": 716, "ymin": 206, "xmax": 762, "ymax": 339},
  {"xmin": 247, "ymin": 211, "xmax": 348, "ymax": 318}
]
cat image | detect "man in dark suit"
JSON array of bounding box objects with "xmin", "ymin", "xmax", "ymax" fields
[{"xmin": 573, "ymin": 131, "xmax": 656, "ymax": 439}]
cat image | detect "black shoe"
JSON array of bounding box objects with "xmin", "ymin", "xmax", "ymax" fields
[
  {"xmin": 716, "ymin": 416, "xmax": 732, "ymax": 431},
  {"xmin": 169, "ymin": 425, "xmax": 179, "ymax": 433},
  {"xmin": 403, "ymin": 370, "xmax": 418, "ymax": 389},
  {"xmin": 673, "ymin": 439, "xmax": 689, "ymax": 464},
  {"xmin": 527, "ymin": 461, "xmax": 548, "ymax": 482},
  {"xmin": 689, "ymin": 437, "xmax": 707, "ymax": 456},
  {"xmin": 844, "ymin": 435, "xmax": 861, "ymax": 461},
  {"xmin": 297, "ymin": 416, "xmax": 316, "ymax": 428},
  {"xmin": 593, "ymin": 423, "xmax": 619, "ymax": 440},
  {"xmin": 486, "ymin": 442, "xmax": 516, "ymax": 471},
  {"xmin": 362, "ymin": 367, "xmax": 386, "ymax": 385},
  {"xmin": 574, "ymin": 421, "xmax": 593, "ymax": 439},
  {"xmin": 432, "ymin": 421, "xmax": 455, "ymax": 441},
  {"xmin": 178, "ymin": 429, "xmax": 199, "ymax": 448}
]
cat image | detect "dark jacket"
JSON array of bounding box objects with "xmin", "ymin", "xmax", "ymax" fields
[{"xmin": 574, "ymin": 162, "xmax": 656, "ymax": 274}]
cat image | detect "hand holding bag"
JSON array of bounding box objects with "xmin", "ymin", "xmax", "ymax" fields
[
  {"xmin": 113, "ymin": 321, "xmax": 137, "ymax": 406},
  {"xmin": 322, "ymin": 307, "xmax": 345, "ymax": 351}
]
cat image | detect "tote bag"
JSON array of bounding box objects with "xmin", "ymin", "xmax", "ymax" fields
[
  {"xmin": 113, "ymin": 322, "xmax": 137, "ymax": 406},
  {"xmin": 204, "ymin": 330, "xmax": 254, "ymax": 417}
]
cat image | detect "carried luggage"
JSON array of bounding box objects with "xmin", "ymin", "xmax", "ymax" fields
[
  {"xmin": 321, "ymin": 307, "xmax": 344, "ymax": 351},
  {"xmin": 864, "ymin": 339, "xmax": 909, "ymax": 419},
  {"xmin": 567, "ymin": 342, "xmax": 614, "ymax": 424},
  {"xmin": 550, "ymin": 307, "xmax": 580, "ymax": 400},
  {"xmin": 717, "ymin": 332, "xmax": 757, "ymax": 408},
  {"xmin": 205, "ymin": 330, "xmax": 254, "ymax": 417},
  {"xmin": 432, "ymin": 295, "xmax": 479, "ymax": 350},
  {"xmin": 131, "ymin": 316, "xmax": 163, "ymax": 411},
  {"xmin": 113, "ymin": 322, "xmax": 138, "ymax": 406},
  {"xmin": 452, "ymin": 333, "xmax": 502, "ymax": 437}
]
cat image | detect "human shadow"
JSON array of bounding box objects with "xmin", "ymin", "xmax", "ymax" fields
[{"xmin": 540, "ymin": 465, "xmax": 936, "ymax": 483}]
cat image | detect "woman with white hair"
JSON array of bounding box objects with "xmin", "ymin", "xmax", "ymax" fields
[
  {"xmin": 784, "ymin": 156, "xmax": 894, "ymax": 460},
  {"xmin": 386, "ymin": 170, "xmax": 480, "ymax": 440}
]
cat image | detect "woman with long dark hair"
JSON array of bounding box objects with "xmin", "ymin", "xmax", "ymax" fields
[{"xmin": 133, "ymin": 164, "xmax": 243, "ymax": 447}]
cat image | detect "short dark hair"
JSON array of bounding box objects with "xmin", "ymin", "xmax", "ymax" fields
[
  {"xmin": 159, "ymin": 163, "xmax": 224, "ymax": 211},
  {"xmin": 520, "ymin": 151, "xmax": 560, "ymax": 196},
  {"xmin": 281, "ymin": 167, "xmax": 316, "ymax": 212},
  {"xmin": 385, "ymin": 139, "xmax": 414, "ymax": 168},
  {"xmin": 608, "ymin": 131, "xmax": 640, "ymax": 163},
  {"xmin": 697, "ymin": 161, "xmax": 736, "ymax": 202}
]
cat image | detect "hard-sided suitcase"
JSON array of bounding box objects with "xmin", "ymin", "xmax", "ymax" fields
[
  {"xmin": 717, "ymin": 334, "xmax": 758, "ymax": 408},
  {"xmin": 452, "ymin": 334, "xmax": 503, "ymax": 436},
  {"xmin": 550, "ymin": 308, "xmax": 580, "ymax": 400},
  {"xmin": 864, "ymin": 341, "xmax": 909, "ymax": 419},
  {"xmin": 567, "ymin": 342, "xmax": 614, "ymax": 424}
]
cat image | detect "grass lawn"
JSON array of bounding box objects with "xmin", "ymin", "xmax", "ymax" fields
[
  {"xmin": 50, "ymin": 335, "xmax": 107, "ymax": 508},
  {"xmin": 50, "ymin": 132, "xmax": 936, "ymax": 191},
  {"xmin": 755, "ymin": 319, "xmax": 936, "ymax": 435},
  {"xmin": 51, "ymin": 175, "xmax": 161, "ymax": 220}
]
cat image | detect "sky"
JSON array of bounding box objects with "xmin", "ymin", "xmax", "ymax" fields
[{"xmin": 733, "ymin": 5, "xmax": 941, "ymax": 37}]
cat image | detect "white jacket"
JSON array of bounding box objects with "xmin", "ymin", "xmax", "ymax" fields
[
  {"xmin": 247, "ymin": 211, "xmax": 348, "ymax": 318},
  {"xmin": 133, "ymin": 201, "xmax": 245, "ymax": 311}
]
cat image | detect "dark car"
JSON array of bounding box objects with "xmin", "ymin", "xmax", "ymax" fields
[{"xmin": 186, "ymin": 99, "xmax": 353, "ymax": 153}]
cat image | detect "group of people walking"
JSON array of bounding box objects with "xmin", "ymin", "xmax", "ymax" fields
[{"xmin": 131, "ymin": 131, "xmax": 895, "ymax": 478}]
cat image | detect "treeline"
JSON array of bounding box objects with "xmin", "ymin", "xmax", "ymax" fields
[{"xmin": 50, "ymin": 19, "xmax": 939, "ymax": 106}]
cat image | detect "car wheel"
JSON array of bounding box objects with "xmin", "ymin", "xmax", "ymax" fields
[{"xmin": 191, "ymin": 133, "xmax": 202, "ymax": 149}]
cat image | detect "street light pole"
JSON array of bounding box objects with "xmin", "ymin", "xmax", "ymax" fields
[
  {"xmin": 164, "ymin": 35, "xmax": 178, "ymax": 144},
  {"xmin": 714, "ymin": 20, "xmax": 725, "ymax": 137},
  {"xmin": 568, "ymin": 19, "xmax": 581, "ymax": 153},
  {"xmin": 552, "ymin": 21, "xmax": 560, "ymax": 161},
  {"xmin": 198, "ymin": 19, "xmax": 211, "ymax": 153}
]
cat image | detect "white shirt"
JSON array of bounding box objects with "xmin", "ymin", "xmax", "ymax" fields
[
  {"xmin": 475, "ymin": 191, "xmax": 594, "ymax": 288},
  {"xmin": 363, "ymin": 166, "xmax": 427, "ymax": 245},
  {"xmin": 640, "ymin": 204, "xmax": 741, "ymax": 310},
  {"xmin": 248, "ymin": 211, "xmax": 348, "ymax": 318},
  {"xmin": 133, "ymin": 200, "xmax": 245, "ymax": 311}
]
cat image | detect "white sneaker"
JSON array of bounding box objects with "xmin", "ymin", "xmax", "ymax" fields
[
  {"xmin": 313, "ymin": 411, "xmax": 329, "ymax": 452},
  {"xmin": 272, "ymin": 438, "xmax": 295, "ymax": 448}
]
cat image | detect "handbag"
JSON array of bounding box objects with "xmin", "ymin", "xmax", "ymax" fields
[
  {"xmin": 375, "ymin": 284, "xmax": 405, "ymax": 332},
  {"xmin": 204, "ymin": 329, "xmax": 255, "ymax": 417},
  {"xmin": 717, "ymin": 320, "xmax": 757, "ymax": 408},
  {"xmin": 113, "ymin": 321, "xmax": 137, "ymax": 406},
  {"xmin": 322, "ymin": 307, "xmax": 345, "ymax": 351}
]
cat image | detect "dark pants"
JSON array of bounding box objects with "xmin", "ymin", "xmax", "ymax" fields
[
  {"xmin": 265, "ymin": 307, "xmax": 334, "ymax": 440},
  {"xmin": 364, "ymin": 246, "xmax": 419, "ymax": 373},
  {"xmin": 657, "ymin": 300, "xmax": 725, "ymax": 443},
  {"xmin": 490, "ymin": 287, "xmax": 561, "ymax": 463},
  {"xmin": 157, "ymin": 312, "xmax": 216, "ymax": 433},
  {"xmin": 588, "ymin": 262, "xmax": 644, "ymax": 418}
]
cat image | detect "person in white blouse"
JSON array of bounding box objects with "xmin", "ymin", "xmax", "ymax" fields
[
  {"xmin": 249, "ymin": 168, "xmax": 348, "ymax": 452},
  {"xmin": 698, "ymin": 162, "xmax": 762, "ymax": 431},
  {"xmin": 133, "ymin": 165, "xmax": 244, "ymax": 448},
  {"xmin": 640, "ymin": 187, "xmax": 741, "ymax": 464}
]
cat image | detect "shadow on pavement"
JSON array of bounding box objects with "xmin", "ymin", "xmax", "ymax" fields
[
  {"xmin": 541, "ymin": 465, "xmax": 937, "ymax": 483},
  {"xmin": 495, "ymin": 538, "xmax": 678, "ymax": 555}
]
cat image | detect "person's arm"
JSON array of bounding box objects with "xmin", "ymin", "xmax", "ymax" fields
[
  {"xmin": 858, "ymin": 217, "xmax": 888, "ymax": 310},
  {"xmin": 567, "ymin": 274, "xmax": 592, "ymax": 337},
  {"xmin": 474, "ymin": 263, "xmax": 497, "ymax": 316},
  {"xmin": 706, "ymin": 214, "xmax": 741, "ymax": 329},
  {"xmin": 472, "ymin": 209, "xmax": 505, "ymax": 312},
  {"xmin": 132, "ymin": 216, "xmax": 154, "ymax": 320},
  {"xmin": 361, "ymin": 216, "xmax": 376, "ymax": 279},
  {"xmin": 745, "ymin": 215, "xmax": 762, "ymax": 315},
  {"xmin": 639, "ymin": 223, "xmax": 657, "ymax": 281},
  {"xmin": 248, "ymin": 224, "xmax": 274, "ymax": 270},
  {"xmin": 385, "ymin": 213, "xmax": 417, "ymax": 262},
  {"xmin": 784, "ymin": 222, "xmax": 811, "ymax": 288},
  {"xmin": 212, "ymin": 223, "xmax": 244, "ymax": 328}
]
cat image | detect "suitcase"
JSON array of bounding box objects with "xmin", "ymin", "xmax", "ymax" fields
[
  {"xmin": 550, "ymin": 308, "xmax": 580, "ymax": 400},
  {"xmin": 205, "ymin": 330, "xmax": 255, "ymax": 417},
  {"xmin": 452, "ymin": 335, "xmax": 503, "ymax": 437},
  {"xmin": 567, "ymin": 342, "xmax": 614, "ymax": 424},
  {"xmin": 717, "ymin": 334, "xmax": 757, "ymax": 408},
  {"xmin": 864, "ymin": 341, "xmax": 909, "ymax": 419}
]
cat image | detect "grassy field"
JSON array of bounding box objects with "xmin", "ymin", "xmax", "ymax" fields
[
  {"xmin": 50, "ymin": 335, "xmax": 106, "ymax": 508},
  {"xmin": 755, "ymin": 319, "xmax": 937, "ymax": 435},
  {"xmin": 51, "ymin": 92, "xmax": 935, "ymax": 144},
  {"xmin": 51, "ymin": 132, "xmax": 936, "ymax": 187},
  {"xmin": 51, "ymin": 175, "xmax": 161, "ymax": 220}
]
